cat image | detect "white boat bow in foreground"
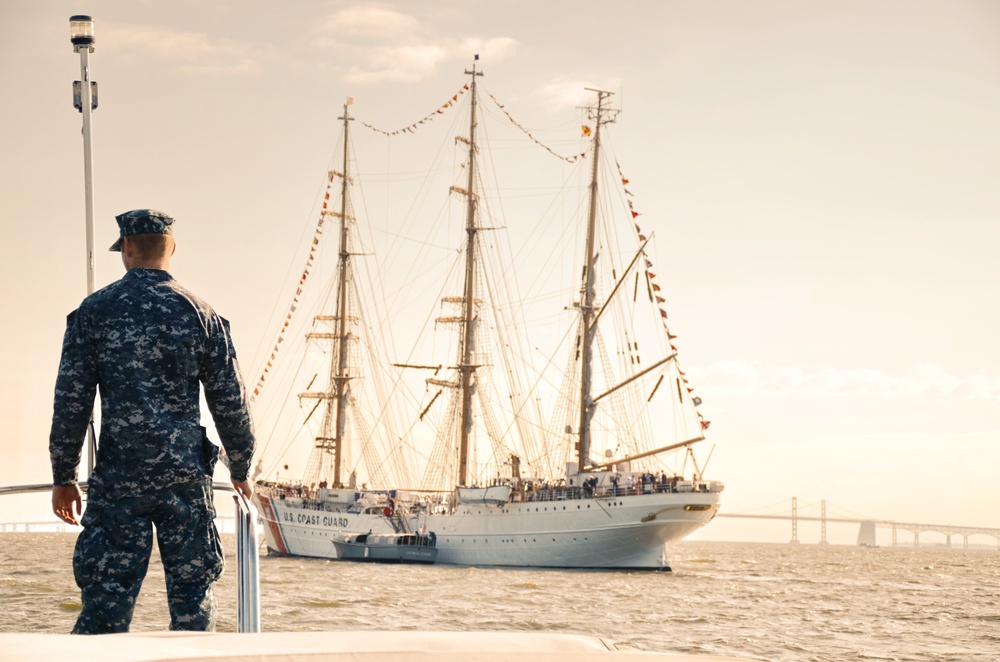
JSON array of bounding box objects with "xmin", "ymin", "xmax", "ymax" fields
[{"xmin": 0, "ymin": 630, "xmax": 750, "ymax": 662}]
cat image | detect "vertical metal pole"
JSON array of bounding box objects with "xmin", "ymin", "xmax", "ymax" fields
[
  {"xmin": 78, "ymin": 47, "xmax": 96, "ymax": 297},
  {"xmin": 76, "ymin": 41, "xmax": 98, "ymax": 480},
  {"xmin": 234, "ymin": 491, "xmax": 261, "ymax": 632}
]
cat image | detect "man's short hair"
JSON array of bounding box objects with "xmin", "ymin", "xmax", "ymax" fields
[{"xmin": 126, "ymin": 233, "xmax": 174, "ymax": 260}]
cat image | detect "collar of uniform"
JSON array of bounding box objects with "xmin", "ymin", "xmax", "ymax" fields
[{"xmin": 123, "ymin": 267, "xmax": 174, "ymax": 282}]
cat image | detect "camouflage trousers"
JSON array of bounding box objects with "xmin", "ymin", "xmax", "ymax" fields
[{"xmin": 71, "ymin": 478, "xmax": 224, "ymax": 634}]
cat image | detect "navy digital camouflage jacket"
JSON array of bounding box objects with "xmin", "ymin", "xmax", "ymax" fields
[{"xmin": 49, "ymin": 268, "xmax": 255, "ymax": 495}]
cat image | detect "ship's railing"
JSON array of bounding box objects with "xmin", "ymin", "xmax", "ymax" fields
[
  {"xmin": 211, "ymin": 483, "xmax": 260, "ymax": 633},
  {"xmin": 512, "ymin": 482, "xmax": 702, "ymax": 503},
  {"xmin": 230, "ymin": 488, "xmax": 260, "ymax": 633},
  {"xmin": 1, "ymin": 481, "xmax": 261, "ymax": 633},
  {"xmin": 256, "ymin": 481, "xmax": 319, "ymax": 501}
]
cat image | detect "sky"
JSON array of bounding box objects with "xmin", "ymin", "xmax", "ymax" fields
[{"xmin": 1, "ymin": 0, "xmax": 999, "ymax": 546}]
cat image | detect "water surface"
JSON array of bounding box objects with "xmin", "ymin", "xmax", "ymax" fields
[{"xmin": 1, "ymin": 534, "xmax": 996, "ymax": 661}]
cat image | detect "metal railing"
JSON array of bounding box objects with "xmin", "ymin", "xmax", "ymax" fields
[
  {"xmin": 1, "ymin": 481, "xmax": 262, "ymax": 632},
  {"xmin": 232, "ymin": 489, "xmax": 260, "ymax": 633}
]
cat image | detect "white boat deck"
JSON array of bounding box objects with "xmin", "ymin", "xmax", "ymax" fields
[{"xmin": 0, "ymin": 631, "xmax": 750, "ymax": 662}]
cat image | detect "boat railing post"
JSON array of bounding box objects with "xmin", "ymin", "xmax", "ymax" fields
[{"xmin": 233, "ymin": 490, "xmax": 261, "ymax": 633}]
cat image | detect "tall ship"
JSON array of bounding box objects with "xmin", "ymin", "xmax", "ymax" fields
[{"xmin": 252, "ymin": 61, "xmax": 723, "ymax": 570}]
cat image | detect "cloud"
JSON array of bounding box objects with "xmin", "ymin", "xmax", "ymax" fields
[
  {"xmin": 459, "ymin": 37, "xmax": 518, "ymax": 61},
  {"xmin": 344, "ymin": 44, "xmax": 450, "ymax": 84},
  {"xmin": 537, "ymin": 78, "xmax": 623, "ymax": 110},
  {"xmin": 699, "ymin": 361, "xmax": 1000, "ymax": 402},
  {"xmin": 322, "ymin": 6, "xmax": 420, "ymax": 39},
  {"xmin": 314, "ymin": 7, "xmax": 517, "ymax": 84},
  {"xmin": 104, "ymin": 23, "xmax": 261, "ymax": 76}
]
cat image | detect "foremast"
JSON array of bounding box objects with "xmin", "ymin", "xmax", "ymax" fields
[
  {"xmin": 301, "ymin": 99, "xmax": 355, "ymax": 487},
  {"xmin": 576, "ymin": 89, "xmax": 616, "ymax": 474}
]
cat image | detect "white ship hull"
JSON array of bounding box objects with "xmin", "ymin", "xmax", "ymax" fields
[{"xmin": 255, "ymin": 489, "xmax": 720, "ymax": 570}]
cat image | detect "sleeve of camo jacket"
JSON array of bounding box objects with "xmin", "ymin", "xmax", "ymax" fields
[
  {"xmin": 201, "ymin": 313, "xmax": 255, "ymax": 481},
  {"xmin": 48, "ymin": 309, "xmax": 98, "ymax": 486}
]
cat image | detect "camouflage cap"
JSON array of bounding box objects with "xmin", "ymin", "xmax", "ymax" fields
[{"xmin": 109, "ymin": 209, "xmax": 175, "ymax": 252}]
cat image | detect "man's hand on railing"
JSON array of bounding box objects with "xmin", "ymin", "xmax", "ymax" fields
[{"xmin": 232, "ymin": 479, "xmax": 254, "ymax": 500}]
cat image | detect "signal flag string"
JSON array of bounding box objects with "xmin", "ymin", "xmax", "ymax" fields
[
  {"xmin": 616, "ymin": 159, "xmax": 710, "ymax": 430},
  {"xmin": 249, "ymin": 172, "xmax": 336, "ymax": 405},
  {"xmin": 359, "ymin": 83, "xmax": 471, "ymax": 136},
  {"xmin": 356, "ymin": 80, "xmax": 587, "ymax": 166},
  {"xmin": 486, "ymin": 90, "xmax": 587, "ymax": 163}
]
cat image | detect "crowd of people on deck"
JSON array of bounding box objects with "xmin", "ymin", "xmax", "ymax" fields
[
  {"xmin": 257, "ymin": 480, "xmax": 314, "ymax": 500},
  {"xmin": 602, "ymin": 471, "xmax": 686, "ymax": 496},
  {"xmin": 512, "ymin": 471, "xmax": 692, "ymax": 502},
  {"xmin": 257, "ymin": 468, "xmax": 702, "ymax": 512}
]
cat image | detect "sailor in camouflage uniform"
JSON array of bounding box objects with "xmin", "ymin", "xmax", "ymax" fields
[{"xmin": 49, "ymin": 209, "xmax": 255, "ymax": 634}]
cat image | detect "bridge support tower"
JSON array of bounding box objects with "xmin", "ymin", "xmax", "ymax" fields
[
  {"xmin": 820, "ymin": 500, "xmax": 828, "ymax": 544},
  {"xmin": 790, "ymin": 496, "xmax": 799, "ymax": 544},
  {"xmin": 857, "ymin": 520, "xmax": 877, "ymax": 547}
]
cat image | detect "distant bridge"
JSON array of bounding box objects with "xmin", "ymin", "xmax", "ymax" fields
[
  {"xmin": 1, "ymin": 517, "xmax": 241, "ymax": 534},
  {"xmin": 0, "ymin": 483, "xmax": 245, "ymax": 534},
  {"xmin": 0, "ymin": 521, "xmax": 75, "ymax": 533},
  {"xmin": 718, "ymin": 497, "xmax": 1000, "ymax": 549}
]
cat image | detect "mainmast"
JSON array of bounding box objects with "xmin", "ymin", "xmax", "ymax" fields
[
  {"xmin": 577, "ymin": 89, "xmax": 617, "ymax": 473},
  {"xmin": 304, "ymin": 99, "xmax": 355, "ymax": 487},
  {"xmin": 329, "ymin": 99, "xmax": 355, "ymax": 488},
  {"xmin": 456, "ymin": 58, "xmax": 483, "ymax": 487}
]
